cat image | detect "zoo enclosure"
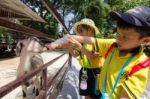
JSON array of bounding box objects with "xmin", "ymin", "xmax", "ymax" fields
[{"xmin": 0, "ymin": 0, "xmax": 72, "ymax": 98}]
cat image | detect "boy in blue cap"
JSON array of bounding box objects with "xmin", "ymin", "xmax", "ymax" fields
[{"xmin": 47, "ymin": 6, "xmax": 150, "ymax": 98}]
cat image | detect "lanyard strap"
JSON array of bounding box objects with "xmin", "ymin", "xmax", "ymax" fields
[
  {"xmin": 110, "ymin": 55, "xmax": 134, "ymax": 96},
  {"xmin": 102, "ymin": 51, "xmax": 134, "ymax": 97},
  {"xmin": 102, "ymin": 51, "xmax": 115, "ymax": 93}
]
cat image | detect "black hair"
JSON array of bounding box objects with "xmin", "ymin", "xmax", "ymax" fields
[{"xmin": 117, "ymin": 19, "xmax": 150, "ymax": 38}]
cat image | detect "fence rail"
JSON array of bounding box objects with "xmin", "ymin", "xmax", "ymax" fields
[
  {"xmin": 0, "ymin": 0, "xmax": 72, "ymax": 98},
  {"xmin": 0, "ymin": 18, "xmax": 54, "ymax": 41},
  {"xmin": 0, "ymin": 52, "xmax": 71, "ymax": 98}
]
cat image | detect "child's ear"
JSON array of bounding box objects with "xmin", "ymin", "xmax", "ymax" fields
[{"xmin": 140, "ymin": 37, "xmax": 150, "ymax": 45}]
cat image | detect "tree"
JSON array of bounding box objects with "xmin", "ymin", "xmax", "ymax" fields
[
  {"xmin": 109, "ymin": 0, "xmax": 150, "ymax": 12},
  {"xmin": 20, "ymin": 0, "xmax": 111, "ymax": 38},
  {"xmin": 85, "ymin": 0, "xmax": 110, "ymax": 36},
  {"xmin": 20, "ymin": 0, "xmax": 59, "ymax": 36},
  {"xmin": 57, "ymin": 0, "xmax": 110, "ymax": 37}
]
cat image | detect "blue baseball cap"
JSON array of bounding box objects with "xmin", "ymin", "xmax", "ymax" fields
[{"xmin": 110, "ymin": 6, "xmax": 150, "ymax": 27}]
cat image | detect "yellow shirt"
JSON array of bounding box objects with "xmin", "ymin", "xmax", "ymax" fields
[
  {"xmin": 78, "ymin": 44, "xmax": 103, "ymax": 68},
  {"xmin": 96, "ymin": 39, "xmax": 149, "ymax": 99}
]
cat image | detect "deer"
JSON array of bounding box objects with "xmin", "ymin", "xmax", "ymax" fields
[{"xmin": 16, "ymin": 37, "xmax": 47, "ymax": 99}]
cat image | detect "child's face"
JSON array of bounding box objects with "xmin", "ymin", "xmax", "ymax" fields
[
  {"xmin": 77, "ymin": 25, "xmax": 94, "ymax": 36},
  {"xmin": 116, "ymin": 28, "xmax": 142, "ymax": 50}
]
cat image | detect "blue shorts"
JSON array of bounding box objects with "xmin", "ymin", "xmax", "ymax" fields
[{"xmin": 79, "ymin": 67, "xmax": 102, "ymax": 99}]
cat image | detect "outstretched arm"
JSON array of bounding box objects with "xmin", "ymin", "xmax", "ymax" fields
[
  {"xmin": 46, "ymin": 34, "xmax": 96, "ymax": 50},
  {"xmin": 67, "ymin": 34, "xmax": 95, "ymax": 44}
]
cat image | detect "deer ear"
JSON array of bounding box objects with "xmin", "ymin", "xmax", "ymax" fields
[{"xmin": 15, "ymin": 41, "xmax": 24, "ymax": 56}]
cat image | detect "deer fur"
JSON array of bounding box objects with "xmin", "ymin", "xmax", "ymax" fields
[{"xmin": 16, "ymin": 37, "xmax": 47, "ymax": 99}]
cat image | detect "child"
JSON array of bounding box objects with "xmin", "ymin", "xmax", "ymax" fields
[
  {"xmin": 47, "ymin": 6, "xmax": 150, "ymax": 98},
  {"xmin": 68, "ymin": 18, "xmax": 103, "ymax": 99}
]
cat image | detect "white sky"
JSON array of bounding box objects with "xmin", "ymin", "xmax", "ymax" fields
[{"xmin": 59, "ymin": 13, "xmax": 74, "ymax": 34}]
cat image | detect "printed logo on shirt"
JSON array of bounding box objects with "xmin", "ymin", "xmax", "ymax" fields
[{"xmin": 120, "ymin": 71, "xmax": 129, "ymax": 81}]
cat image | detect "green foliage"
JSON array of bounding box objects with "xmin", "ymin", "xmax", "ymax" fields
[
  {"xmin": 0, "ymin": 27, "xmax": 13, "ymax": 38},
  {"xmin": 20, "ymin": 0, "xmax": 150, "ymax": 39},
  {"xmin": 109, "ymin": 0, "xmax": 150, "ymax": 12},
  {"xmin": 60, "ymin": 0, "xmax": 110, "ymax": 37},
  {"xmin": 0, "ymin": 27, "xmax": 16, "ymax": 45},
  {"xmin": 20, "ymin": 0, "xmax": 59, "ymax": 36},
  {"xmin": 19, "ymin": 0, "xmax": 110, "ymax": 38},
  {"xmin": 0, "ymin": 27, "xmax": 5, "ymax": 37},
  {"xmin": 85, "ymin": 0, "xmax": 110, "ymax": 33},
  {"xmin": 19, "ymin": 0, "xmax": 150, "ymax": 55},
  {"xmin": 49, "ymin": 0, "xmax": 109, "ymax": 38}
]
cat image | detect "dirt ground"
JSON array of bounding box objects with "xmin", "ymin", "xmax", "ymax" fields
[{"xmin": 0, "ymin": 51, "xmax": 68, "ymax": 99}]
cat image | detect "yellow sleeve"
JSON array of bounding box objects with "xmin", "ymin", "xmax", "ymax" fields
[
  {"xmin": 141, "ymin": 68, "xmax": 150, "ymax": 98},
  {"xmin": 90, "ymin": 56, "xmax": 104, "ymax": 68},
  {"xmin": 95, "ymin": 38, "xmax": 116, "ymax": 57},
  {"xmin": 121, "ymin": 68, "xmax": 149, "ymax": 99}
]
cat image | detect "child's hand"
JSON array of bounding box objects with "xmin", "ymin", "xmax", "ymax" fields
[
  {"xmin": 46, "ymin": 34, "xmax": 82, "ymax": 50},
  {"xmin": 46, "ymin": 37, "xmax": 70, "ymax": 50},
  {"xmin": 63, "ymin": 34, "xmax": 82, "ymax": 49},
  {"xmin": 46, "ymin": 43, "xmax": 58, "ymax": 50},
  {"xmin": 71, "ymin": 40, "xmax": 82, "ymax": 50}
]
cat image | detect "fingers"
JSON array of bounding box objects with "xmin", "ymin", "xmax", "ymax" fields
[
  {"xmin": 45, "ymin": 37, "xmax": 72, "ymax": 50},
  {"xmin": 45, "ymin": 43, "xmax": 58, "ymax": 50},
  {"xmin": 71, "ymin": 39, "xmax": 82, "ymax": 49},
  {"xmin": 64, "ymin": 34, "xmax": 78, "ymax": 43},
  {"xmin": 46, "ymin": 34, "xmax": 82, "ymax": 50},
  {"xmin": 63, "ymin": 35, "xmax": 82, "ymax": 49}
]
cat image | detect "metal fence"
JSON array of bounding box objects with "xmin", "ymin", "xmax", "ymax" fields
[
  {"xmin": 0, "ymin": 53, "xmax": 72, "ymax": 99},
  {"xmin": 0, "ymin": 0, "xmax": 72, "ymax": 98}
]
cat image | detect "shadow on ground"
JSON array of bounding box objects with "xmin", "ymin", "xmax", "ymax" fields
[
  {"xmin": 57, "ymin": 58, "xmax": 83, "ymax": 99},
  {"xmin": 0, "ymin": 51, "xmax": 16, "ymax": 61}
]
